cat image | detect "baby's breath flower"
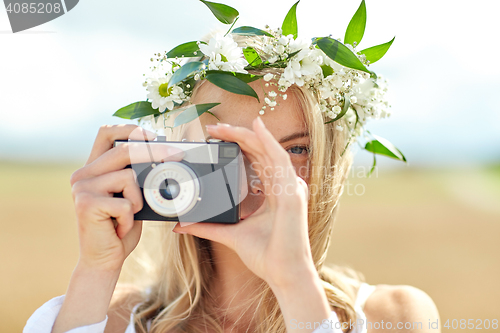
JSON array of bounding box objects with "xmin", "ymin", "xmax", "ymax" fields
[{"xmin": 263, "ymin": 73, "xmax": 274, "ymax": 81}]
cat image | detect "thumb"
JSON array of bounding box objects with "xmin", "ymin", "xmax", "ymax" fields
[
  {"xmin": 172, "ymin": 222, "xmax": 236, "ymax": 250},
  {"xmin": 121, "ymin": 220, "xmax": 143, "ymax": 255}
]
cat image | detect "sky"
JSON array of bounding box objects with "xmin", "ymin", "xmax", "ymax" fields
[{"xmin": 0, "ymin": 0, "xmax": 499, "ymax": 168}]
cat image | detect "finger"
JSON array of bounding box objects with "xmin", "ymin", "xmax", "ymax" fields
[
  {"xmin": 121, "ymin": 220, "xmax": 143, "ymax": 254},
  {"xmin": 86, "ymin": 125, "xmax": 157, "ymax": 166},
  {"xmin": 206, "ymin": 124, "xmax": 269, "ymax": 164},
  {"xmin": 102, "ymin": 197, "xmax": 135, "ymax": 239},
  {"xmin": 253, "ymin": 117, "xmax": 297, "ymax": 189},
  {"xmin": 173, "ymin": 221, "xmax": 236, "ymax": 250},
  {"xmin": 77, "ymin": 194, "xmax": 135, "ymax": 239},
  {"xmin": 72, "ymin": 168, "xmax": 143, "ymax": 213},
  {"xmin": 297, "ymin": 176, "xmax": 309, "ymax": 201},
  {"xmin": 72, "ymin": 142, "xmax": 184, "ymax": 185},
  {"xmin": 206, "ymin": 124, "xmax": 275, "ymax": 197}
]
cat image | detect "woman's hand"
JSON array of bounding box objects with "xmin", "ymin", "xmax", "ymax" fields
[
  {"xmin": 53, "ymin": 124, "xmax": 185, "ymax": 333},
  {"xmin": 70, "ymin": 124, "xmax": 184, "ymax": 273},
  {"xmin": 172, "ymin": 117, "xmax": 315, "ymax": 288},
  {"xmin": 173, "ymin": 118, "xmax": 333, "ymax": 332}
]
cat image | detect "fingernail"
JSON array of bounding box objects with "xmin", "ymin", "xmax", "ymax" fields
[
  {"xmin": 205, "ymin": 124, "xmax": 218, "ymax": 130},
  {"xmin": 172, "ymin": 229, "xmax": 187, "ymax": 234},
  {"xmin": 217, "ymin": 123, "xmax": 231, "ymax": 127}
]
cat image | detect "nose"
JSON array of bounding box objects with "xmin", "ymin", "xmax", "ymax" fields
[
  {"xmin": 239, "ymin": 156, "xmax": 266, "ymax": 219},
  {"xmin": 249, "ymin": 176, "xmax": 264, "ymax": 196}
]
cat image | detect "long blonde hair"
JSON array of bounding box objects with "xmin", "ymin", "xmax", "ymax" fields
[{"xmin": 122, "ymin": 37, "xmax": 363, "ymax": 333}]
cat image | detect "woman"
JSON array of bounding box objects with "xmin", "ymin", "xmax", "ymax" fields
[
  {"xmin": 25, "ymin": 81, "xmax": 440, "ymax": 333},
  {"xmin": 24, "ymin": 14, "xmax": 440, "ymax": 333}
]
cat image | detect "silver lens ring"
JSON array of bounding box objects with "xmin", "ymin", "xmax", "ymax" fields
[{"xmin": 143, "ymin": 162, "xmax": 200, "ymax": 217}]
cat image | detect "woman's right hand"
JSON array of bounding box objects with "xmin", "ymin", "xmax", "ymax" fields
[{"xmin": 69, "ymin": 124, "xmax": 184, "ymax": 273}]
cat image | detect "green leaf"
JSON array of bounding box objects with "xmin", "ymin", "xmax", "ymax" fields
[
  {"xmin": 206, "ymin": 72, "xmax": 260, "ymax": 101},
  {"xmin": 173, "ymin": 103, "xmax": 221, "ymax": 127},
  {"xmin": 113, "ymin": 101, "xmax": 160, "ymax": 119},
  {"xmin": 321, "ymin": 65, "xmax": 333, "ymax": 77},
  {"xmin": 281, "ymin": 1, "xmax": 299, "ymax": 39},
  {"xmin": 344, "ymin": 0, "xmax": 366, "ymax": 46},
  {"xmin": 286, "ymin": 49, "xmax": 301, "ymax": 59},
  {"xmin": 205, "ymin": 110, "xmax": 220, "ymax": 121},
  {"xmin": 231, "ymin": 26, "xmax": 273, "ymax": 37},
  {"xmin": 166, "ymin": 41, "xmax": 205, "ymax": 59},
  {"xmin": 205, "ymin": 70, "xmax": 263, "ymax": 83},
  {"xmin": 168, "ymin": 61, "xmax": 204, "ymax": 88},
  {"xmin": 367, "ymin": 154, "xmax": 377, "ymax": 177},
  {"xmin": 316, "ymin": 37, "xmax": 370, "ymax": 73},
  {"xmin": 325, "ymin": 96, "xmax": 351, "ymax": 124},
  {"xmin": 224, "ymin": 16, "xmax": 239, "ymax": 37},
  {"xmin": 359, "ymin": 37, "xmax": 395, "ymax": 64},
  {"xmin": 364, "ymin": 134, "xmax": 407, "ymax": 162},
  {"xmin": 243, "ymin": 47, "xmax": 262, "ymax": 66},
  {"xmin": 200, "ymin": 0, "xmax": 239, "ymax": 24}
]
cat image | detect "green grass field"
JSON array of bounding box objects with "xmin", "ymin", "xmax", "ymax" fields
[{"xmin": 1, "ymin": 161, "xmax": 499, "ymax": 332}]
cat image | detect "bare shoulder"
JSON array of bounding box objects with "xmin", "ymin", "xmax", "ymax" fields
[
  {"xmin": 105, "ymin": 283, "xmax": 145, "ymax": 333},
  {"xmin": 363, "ymin": 284, "xmax": 441, "ymax": 333}
]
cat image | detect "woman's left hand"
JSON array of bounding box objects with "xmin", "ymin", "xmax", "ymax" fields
[{"xmin": 172, "ymin": 116, "xmax": 316, "ymax": 289}]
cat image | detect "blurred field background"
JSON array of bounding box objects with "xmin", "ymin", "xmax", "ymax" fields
[
  {"xmin": 2, "ymin": 0, "xmax": 500, "ymax": 331},
  {"xmin": 1, "ymin": 160, "xmax": 499, "ymax": 332}
]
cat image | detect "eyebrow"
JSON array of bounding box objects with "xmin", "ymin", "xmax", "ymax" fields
[
  {"xmin": 278, "ymin": 131, "xmax": 309, "ymax": 143},
  {"xmin": 205, "ymin": 132, "xmax": 309, "ymax": 143}
]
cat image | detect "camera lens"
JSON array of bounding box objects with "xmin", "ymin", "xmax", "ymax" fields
[
  {"xmin": 159, "ymin": 178, "xmax": 180, "ymax": 200},
  {"xmin": 143, "ymin": 162, "xmax": 200, "ymax": 217}
]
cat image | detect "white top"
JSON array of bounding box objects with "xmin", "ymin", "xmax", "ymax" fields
[{"xmin": 24, "ymin": 283, "xmax": 376, "ymax": 333}]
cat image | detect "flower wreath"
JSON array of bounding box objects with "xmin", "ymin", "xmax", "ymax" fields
[{"xmin": 113, "ymin": 0, "xmax": 406, "ymax": 173}]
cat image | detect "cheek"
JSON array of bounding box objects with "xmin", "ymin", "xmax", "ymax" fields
[{"xmin": 291, "ymin": 159, "xmax": 310, "ymax": 184}]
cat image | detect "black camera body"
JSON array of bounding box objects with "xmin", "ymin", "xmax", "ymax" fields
[{"xmin": 114, "ymin": 138, "xmax": 242, "ymax": 223}]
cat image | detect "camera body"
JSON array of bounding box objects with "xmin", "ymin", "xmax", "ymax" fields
[{"xmin": 114, "ymin": 138, "xmax": 242, "ymax": 223}]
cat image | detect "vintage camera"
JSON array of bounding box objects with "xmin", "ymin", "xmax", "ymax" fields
[{"xmin": 114, "ymin": 138, "xmax": 242, "ymax": 223}]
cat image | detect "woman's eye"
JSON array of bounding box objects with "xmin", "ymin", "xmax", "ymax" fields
[{"xmin": 287, "ymin": 146, "xmax": 309, "ymax": 155}]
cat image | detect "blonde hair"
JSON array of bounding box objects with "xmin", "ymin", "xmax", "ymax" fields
[{"xmin": 121, "ymin": 37, "xmax": 363, "ymax": 333}]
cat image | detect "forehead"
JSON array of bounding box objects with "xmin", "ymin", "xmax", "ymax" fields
[{"xmin": 190, "ymin": 80, "xmax": 307, "ymax": 139}]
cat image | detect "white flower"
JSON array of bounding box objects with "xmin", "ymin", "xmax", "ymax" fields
[
  {"xmin": 264, "ymin": 97, "xmax": 277, "ymax": 107},
  {"xmin": 199, "ymin": 33, "xmax": 248, "ymax": 73},
  {"xmin": 336, "ymin": 125, "xmax": 344, "ymax": 131},
  {"xmin": 350, "ymin": 96, "xmax": 358, "ymax": 104},
  {"xmin": 268, "ymin": 55, "xmax": 278, "ymax": 64},
  {"xmin": 146, "ymin": 69, "xmax": 184, "ymax": 113},
  {"xmin": 263, "ymin": 44, "xmax": 274, "ymax": 54},
  {"xmin": 278, "ymin": 36, "xmax": 289, "ymax": 45},
  {"xmin": 333, "ymin": 105, "xmax": 341, "ymax": 113},
  {"xmin": 268, "ymin": 91, "xmax": 277, "ymax": 97},
  {"xmin": 263, "ymin": 73, "xmax": 274, "ymax": 81},
  {"xmin": 281, "ymin": 45, "xmax": 322, "ymax": 87}
]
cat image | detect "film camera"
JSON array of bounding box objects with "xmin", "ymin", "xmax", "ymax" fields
[{"xmin": 114, "ymin": 137, "xmax": 243, "ymax": 223}]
